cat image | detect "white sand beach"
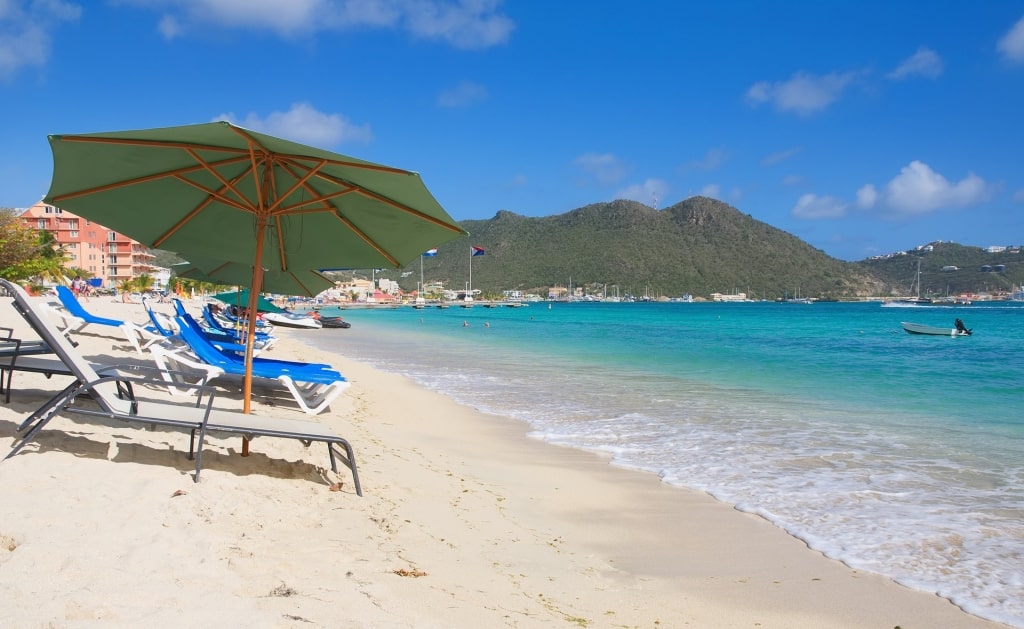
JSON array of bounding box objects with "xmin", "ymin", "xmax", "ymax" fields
[{"xmin": 0, "ymin": 293, "xmax": 1011, "ymax": 628}]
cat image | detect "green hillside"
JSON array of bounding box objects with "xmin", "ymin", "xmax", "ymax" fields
[
  {"xmin": 857, "ymin": 242, "xmax": 1024, "ymax": 299},
  {"xmin": 400, "ymin": 197, "xmax": 878, "ymax": 300},
  {"xmin": 150, "ymin": 196, "xmax": 1021, "ymax": 301}
]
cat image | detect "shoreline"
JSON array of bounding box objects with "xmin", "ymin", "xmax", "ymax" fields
[{"xmin": 0, "ymin": 295, "xmax": 1012, "ymax": 627}]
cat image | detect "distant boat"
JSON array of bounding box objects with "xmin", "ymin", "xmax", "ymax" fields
[
  {"xmin": 263, "ymin": 310, "xmax": 322, "ymax": 329},
  {"xmin": 319, "ymin": 316, "xmax": 350, "ymax": 329},
  {"xmin": 901, "ymin": 320, "xmax": 972, "ymax": 336},
  {"xmin": 891, "ymin": 259, "xmax": 932, "ymax": 305}
]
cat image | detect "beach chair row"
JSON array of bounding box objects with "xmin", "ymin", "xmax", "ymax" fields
[{"xmin": 0, "ymin": 279, "xmax": 361, "ymax": 495}]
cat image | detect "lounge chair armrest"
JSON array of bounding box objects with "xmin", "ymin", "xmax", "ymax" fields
[
  {"xmin": 71, "ymin": 372, "xmax": 220, "ymax": 412},
  {"xmin": 0, "ymin": 326, "xmax": 13, "ymax": 341},
  {"xmin": 97, "ymin": 362, "xmax": 210, "ymax": 385},
  {"xmin": 100, "ymin": 363, "xmax": 214, "ymax": 402}
]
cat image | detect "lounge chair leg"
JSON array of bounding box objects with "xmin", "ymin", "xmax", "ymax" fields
[
  {"xmin": 193, "ymin": 423, "xmax": 209, "ymax": 483},
  {"xmin": 329, "ymin": 441, "xmax": 362, "ymax": 497}
]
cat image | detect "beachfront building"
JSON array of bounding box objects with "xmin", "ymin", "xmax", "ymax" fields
[
  {"xmin": 19, "ymin": 201, "xmax": 155, "ymax": 287},
  {"xmin": 710, "ymin": 292, "xmax": 749, "ymax": 302}
]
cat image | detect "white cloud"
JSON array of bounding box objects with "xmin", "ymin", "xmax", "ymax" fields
[
  {"xmin": 881, "ymin": 160, "xmax": 991, "ymax": 215},
  {"xmin": 781, "ymin": 174, "xmax": 804, "ymax": 187},
  {"xmin": 614, "ymin": 178, "xmax": 669, "ymax": 206},
  {"xmin": 437, "ymin": 80, "xmax": 488, "ymax": 108},
  {"xmin": 573, "ymin": 152, "xmax": 629, "ymax": 186},
  {"xmin": 856, "ymin": 184, "xmax": 878, "ymax": 208},
  {"xmin": 140, "ymin": 0, "xmax": 514, "ymax": 48},
  {"xmin": 698, "ymin": 183, "xmax": 720, "ymax": 198},
  {"xmin": 403, "ymin": 0, "xmax": 515, "ymax": 49},
  {"xmin": 681, "ymin": 147, "xmax": 728, "ymax": 171},
  {"xmin": 762, "ymin": 146, "xmax": 801, "ymax": 166},
  {"xmin": 998, "ymin": 15, "xmax": 1024, "ymax": 63},
  {"xmin": 0, "ymin": 0, "xmax": 80, "ymax": 80},
  {"xmin": 157, "ymin": 14, "xmax": 181, "ymax": 39},
  {"xmin": 746, "ymin": 71, "xmax": 857, "ymax": 116},
  {"xmin": 887, "ymin": 47, "xmax": 943, "ymax": 80},
  {"xmin": 214, "ymin": 102, "xmax": 373, "ymax": 146},
  {"xmin": 506, "ymin": 174, "xmax": 527, "ymax": 189},
  {"xmin": 792, "ymin": 193, "xmax": 847, "ymax": 219},
  {"xmin": 1012, "ymin": 188, "xmax": 1024, "ymax": 203}
]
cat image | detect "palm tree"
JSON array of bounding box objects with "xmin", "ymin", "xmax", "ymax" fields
[{"xmin": 135, "ymin": 273, "xmax": 155, "ymax": 293}]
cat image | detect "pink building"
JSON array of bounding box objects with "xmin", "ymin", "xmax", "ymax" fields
[{"xmin": 20, "ymin": 201, "xmax": 154, "ymax": 287}]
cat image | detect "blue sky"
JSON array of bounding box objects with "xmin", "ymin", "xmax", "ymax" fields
[{"xmin": 1, "ymin": 1, "xmax": 1022, "ymax": 261}]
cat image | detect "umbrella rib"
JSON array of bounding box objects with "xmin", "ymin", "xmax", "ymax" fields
[
  {"xmin": 153, "ymin": 169, "xmax": 259, "ymax": 249},
  {"xmin": 273, "ymin": 161, "xmax": 463, "ymax": 235},
  {"xmin": 264, "ymin": 156, "xmax": 325, "ymax": 214},
  {"xmin": 171, "ymin": 176, "xmax": 251, "ymax": 213},
  {"xmin": 224, "ymin": 124, "xmax": 413, "ymax": 176},
  {"xmin": 46, "ymin": 154, "xmax": 252, "ymax": 203},
  {"xmin": 152, "ymin": 194, "xmax": 218, "ymax": 249},
  {"xmin": 56, "ymin": 135, "xmax": 250, "ymax": 156},
  {"xmin": 185, "ymin": 148, "xmax": 259, "ymax": 210},
  {"xmin": 314, "ymin": 170, "xmax": 465, "ymax": 234},
  {"xmin": 290, "ymin": 271, "xmax": 314, "ymax": 296},
  {"xmin": 331, "ymin": 213, "xmax": 401, "ymax": 267}
]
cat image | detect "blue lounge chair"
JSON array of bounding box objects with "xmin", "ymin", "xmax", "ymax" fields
[
  {"xmin": 202, "ymin": 305, "xmax": 275, "ymax": 343},
  {"xmin": 1, "ymin": 278, "xmax": 361, "ymax": 494},
  {"xmin": 51, "ymin": 285, "xmax": 161, "ymax": 353},
  {"xmin": 149, "ymin": 313, "xmax": 348, "ymax": 415},
  {"xmin": 174, "ymin": 299, "xmax": 277, "ymax": 349},
  {"xmin": 143, "ymin": 299, "xmax": 269, "ymax": 356}
]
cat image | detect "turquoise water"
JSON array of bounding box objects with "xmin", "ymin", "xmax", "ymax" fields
[{"xmin": 300, "ymin": 301, "xmax": 1024, "ymax": 626}]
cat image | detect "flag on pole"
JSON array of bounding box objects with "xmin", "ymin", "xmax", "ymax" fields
[
  {"xmin": 471, "ymin": 246, "xmax": 486, "ymax": 256},
  {"xmin": 423, "ymin": 248, "xmax": 438, "ymax": 257}
]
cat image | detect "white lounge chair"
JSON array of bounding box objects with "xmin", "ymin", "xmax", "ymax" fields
[{"xmin": 0, "ymin": 279, "xmax": 361, "ymax": 494}]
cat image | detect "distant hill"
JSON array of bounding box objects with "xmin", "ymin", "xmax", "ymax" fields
[
  {"xmin": 401, "ymin": 197, "xmax": 879, "ymax": 300},
  {"xmin": 856, "ymin": 242, "xmax": 1024, "ymax": 298},
  {"xmin": 150, "ymin": 196, "xmax": 1022, "ymax": 300}
]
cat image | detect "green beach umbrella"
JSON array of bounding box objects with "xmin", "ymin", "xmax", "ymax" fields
[
  {"xmin": 44, "ymin": 121, "xmax": 467, "ymax": 412},
  {"xmin": 211, "ymin": 289, "xmax": 285, "ymax": 314},
  {"xmin": 173, "ymin": 254, "xmax": 336, "ymax": 298}
]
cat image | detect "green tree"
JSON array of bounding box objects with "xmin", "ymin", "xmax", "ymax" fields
[
  {"xmin": 0, "ymin": 209, "xmax": 40, "ymax": 280},
  {"xmin": 135, "ymin": 273, "xmax": 154, "ymax": 293},
  {"xmin": 32, "ymin": 230, "xmax": 70, "ymax": 284},
  {"xmin": 0, "ymin": 209, "xmax": 69, "ymax": 282}
]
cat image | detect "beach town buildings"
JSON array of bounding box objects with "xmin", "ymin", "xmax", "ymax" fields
[{"xmin": 19, "ymin": 201, "xmax": 155, "ymax": 287}]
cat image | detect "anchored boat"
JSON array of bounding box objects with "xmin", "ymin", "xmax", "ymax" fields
[{"xmin": 901, "ymin": 319, "xmax": 972, "ymax": 336}]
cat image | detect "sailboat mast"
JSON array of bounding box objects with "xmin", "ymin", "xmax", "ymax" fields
[{"xmin": 916, "ymin": 259, "xmax": 921, "ymax": 299}]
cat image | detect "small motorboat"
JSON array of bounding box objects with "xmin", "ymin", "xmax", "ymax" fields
[
  {"xmin": 319, "ymin": 316, "xmax": 351, "ymax": 329},
  {"xmin": 262, "ymin": 310, "xmax": 322, "ymax": 329},
  {"xmin": 901, "ymin": 319, "xmax": 972, "ymax": 336}
]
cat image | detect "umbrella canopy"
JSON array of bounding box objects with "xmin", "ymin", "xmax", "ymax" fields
[
  {"xmin": 44, "ymin": 121, "xmax": 467, "ymax": 412},
  {"xmin": 211, "ymin": 289, "xmax": 285, "ymax": 314},
  {"xmin": 173, "ymin": 254, "xmax": 336, "ymax": 298}
]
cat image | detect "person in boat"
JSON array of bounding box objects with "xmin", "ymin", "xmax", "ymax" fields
[{"xmin": 954, "ymin": 318, "xmax": 972, "ymax": 335}]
